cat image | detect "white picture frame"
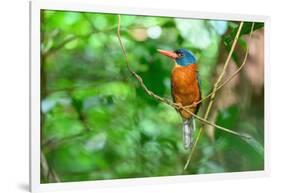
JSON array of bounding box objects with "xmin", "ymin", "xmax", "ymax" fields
[{"xmin": 30, "ymin": 0, "xmax": 270, "ymax": 192}]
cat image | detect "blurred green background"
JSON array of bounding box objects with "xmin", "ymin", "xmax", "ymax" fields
[{"xmin": 40, "ymin": 10, "xmax": 264, "ymax": 183}]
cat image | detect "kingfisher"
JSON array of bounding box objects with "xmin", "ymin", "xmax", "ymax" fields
[{"xmin": 158, "ymin": 48, "xmax": 201, "ymax": 149}]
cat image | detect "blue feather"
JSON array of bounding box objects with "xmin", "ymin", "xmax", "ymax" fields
[{"xmin": 175, "ymin": 48, "xmax": 196, "ymax": 66}]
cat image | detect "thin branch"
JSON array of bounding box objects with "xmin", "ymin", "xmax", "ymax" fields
[
  {"xmin": 41, "ymin": 152, "xmax": 60, "ymax": 182},
  {"xmin": 184, "ymin": 22, "xmax": 245, "ymax": 170},
  {"xmin": 43, "ymin": 27, "xmax": 117, "ymax": 57},
  {"xmin": 43, "ymin": 35, "xmax": 76, "ymax": 57},
  {"xmin": 116, "ymin": 15, "xmax": 250, "ymax": 141},
  {"xmin": 42, "ymin": 130, "xmax": 92, "ymax": 152},
  {"xmin": 183, "ymin": 22, "xmax": 256, "ymax": 170},
  {"xmin": 43, "ymin": 23, "xmax": 159, "ymax": 58},
  {"xmin": 188, "ymin": 35, "xmax": 252, "ymax": 107}
]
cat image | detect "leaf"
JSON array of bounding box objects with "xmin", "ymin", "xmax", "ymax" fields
[
  {"xmin": 216, "ymin": 105, "xmax": 239, "ymax": 129},
  {"xmin": 215, "ymin": 105, "xmax": 264, "ymax": 170},
  {"xmin": 175, "ymin": 19, "xmax": 213, "ymax": 49},
  {"xmin": 223, "ymin": 22, "xmax": 264, "ymax": 63},
  {"xmin": 243, "ymin": 137, "xmax": 264, "ymax": 157},
  {"xmin": 208, "ymin": 20, "xmax": 228, "ymax": 35},
  {"xmin": 224, "ymin": 22, "xmax": 264, "ymax": 48}
]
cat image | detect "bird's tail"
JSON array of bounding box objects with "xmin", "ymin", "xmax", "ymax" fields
[{"xmin": 183, "ymin": 118, "xmax": 195, "ymax": 149}]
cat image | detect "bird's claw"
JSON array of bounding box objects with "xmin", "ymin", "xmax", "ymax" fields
[
  {"xmin": 190, "ymin": 102, "xmax": 197, "ymax": 108},
  {"xmin": 174, "ymin": 103, "xmax": 183, "ymax": 108}
]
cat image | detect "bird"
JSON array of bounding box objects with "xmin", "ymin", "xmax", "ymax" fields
[{"xmin": 157, "ymin": 48, "xmax": 201, "ymax": 149}]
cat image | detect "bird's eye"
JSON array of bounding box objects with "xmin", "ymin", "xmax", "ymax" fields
[
  {"xmin": 177, "ymin": 52, "xmax": 183, "ymax": 57},
  {"xmin": 175, "ymin": 50, "xmax": 183, "ymax": 58}
]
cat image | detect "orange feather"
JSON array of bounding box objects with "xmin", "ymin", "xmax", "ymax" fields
[{"xmin": 171, "ymin": 64, "xmax": 201, "ymax": 119}]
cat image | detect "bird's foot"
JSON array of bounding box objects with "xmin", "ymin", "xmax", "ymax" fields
[
  {"xmin": 183, "ymin": 102, "xmax": 197, "ymax": 109},
  {"xmin": 190, "ymin": 102, "xmax": 198, "ymax": 108},
  {"xmin": 174, "ymin": 103, "xmax": 183, "ymax": 109}
]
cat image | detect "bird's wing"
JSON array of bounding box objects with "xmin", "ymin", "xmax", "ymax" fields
[
  {"xmin": 170, "ymin": 74, "xmax": 176, "ymax": 103},
  {"xmin": 195, "ymin": 70, "xmax": 202, "ymax": 114}
]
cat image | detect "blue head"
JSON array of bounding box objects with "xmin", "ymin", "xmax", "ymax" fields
[{"xmin": 157, "ymin": 48, "xmax": 196, "ymax": 66}]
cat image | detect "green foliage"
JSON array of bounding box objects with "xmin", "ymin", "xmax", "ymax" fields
[
  {"xmin": 224, "ymin": 22, "xmax": 264, "ymax": 63},
  {"xmin": 41, "ymin": 10, "xmax": 264, "ymax": 183}
]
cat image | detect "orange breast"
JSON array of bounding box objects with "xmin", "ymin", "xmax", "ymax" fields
[{"xmin": 171, "ymin": 64, "xmax": 200, "ymax": 119}]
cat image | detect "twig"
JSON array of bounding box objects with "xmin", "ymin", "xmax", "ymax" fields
[
  {"xmin": 187, "ymin": 31, "xmax": 252, "ymax": 107},
  {"xmin": 43, "ymin": 27, "xmax": 117, "ymax": 57},
  {"xmin": 42, "ymin": 129, "xmax": 93, "ymax": 152},
  {"xmin": 183, "ymin": 22, "xmax": 256, "ymax": 170},
  {"xmin": 207, "ymin": 21, "xmax": 245, "ymax": 116},
  {"xmin": 41, "ymin": 152, "xmax": 60, "ymax": 182},
  {"xmin": 43, "ymin": 23, "xmax": 159, "ymax": 58},
  {"xmin": 116, "ymin": 15, "xmax": 250, "ymax": 141},
  {"xmin": 184, "ymin": 22, "xmax": 244, "ymax": 170}
]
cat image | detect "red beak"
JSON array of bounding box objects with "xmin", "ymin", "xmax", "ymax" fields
[{"xmin": 157, "ymin": 49, "xmax": 178, "ymax": 59}]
